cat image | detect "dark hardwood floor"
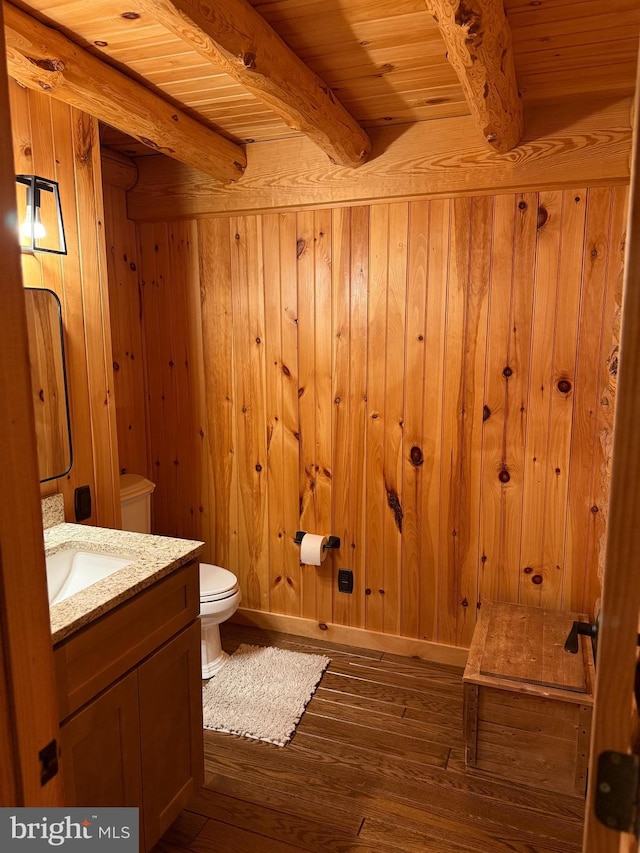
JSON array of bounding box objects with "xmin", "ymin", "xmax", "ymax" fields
[{"xmin": 152, "ymin": 623, "xmax": 584, "ymax": 853}]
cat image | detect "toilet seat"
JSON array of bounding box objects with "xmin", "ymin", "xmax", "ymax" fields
[
  {"xmin": 199, "ymin": 562, "xmax": 242, "ymax": 678},
  {"xmin": 200, "ymin": 563, "xmax": 239, "ymax": 600},
  {"xmin": 201, "ymin": 585, "xmax": 240, "ymax": 603}
]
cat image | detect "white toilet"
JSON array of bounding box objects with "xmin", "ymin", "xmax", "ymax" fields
[
  {"xmin": 199, "ymin": 563, "xmax": 242, "ymax": 678},
  {"xmin": 119, "ymin": 474, "xmax": 241, "ymax": 679}
]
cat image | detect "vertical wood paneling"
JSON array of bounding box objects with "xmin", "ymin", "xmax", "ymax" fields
[
  {"xmin": 167, "ymin": 221, "xmax": 200, "ymax": 541},
  {"xmin": 230, "ymin": 216, "xmax": 269, "ymax": 611},
  {"xmin": 568, "ymin": 189, "xmax": 618, "ymax": 613},
  {"xmin": 419, "ymin": 199, "xmax": 449, "ymax": 641},
  {"xmin": 103, "ymin": 182, "xmax": 148, "ymax": 478},
  {"xmin": 331, "ymin": 207, "xmax": 353, "ymax": 627},
  {"xmin": 10, "ymin": 82, "xmax": 119, "ymax": 527},
  {"xmin": 520, "ymin": 191, "xmax": 563, "ymax": 606},
  {"xmin": 365, "ymin": 204, "xmax": 389, "ymax": 633},
  {"xmin": 382, "ymin": 203, "xmax": 408, "ymax": 636},
  {"xmin": 72, "ymin": 108, "xmax": 120, "ymax": 527},
  {"xmin": 180, "ymin": 221, "xmax": 210, "ymax": 552},
  {"xmin": 279, "ymin": 215, "xmax": 302, "ymax": 611},
  {"xmin": 297, "ymin": 210, "xmax": 318, "ymax": 619},
  {"xmin": 479, "ymin": 194, "xmax": 515, "ymax": 604},
  {"xmin": 438, "ymin": 197, "xmax": 471, "ymax": 645},
  {"xmin": 458, "ymin": 197, "xmax": 493, "ymax": 646},
  {"xmin": 332, "ymin": 206, "xmax": 369, "ymax": 629},
  {"xmin": 506, "ymin": 194, "xmax": 538, "ymax": 603},
  {"xmin": 116, "ymin": 186, "xmax": 627, "ymax": 650},
  {"xmin": 401, "ymin": 201, "xmax": 428, "ymax": 638},
  {"xmin": 314, "ymin": 210, "xmax": 334, "ymax": 625},
  {"xmin": 264, "ymin": 213, "xmax": 287, "ymax": 612},
  {"xmin": 542, "ymin": 191, "xmax": 586, "ymax": 609},
  {"xmin": 589, "ymin": 188, "xmax": 629, "ymax": 613},
  {"xmin": 198, "ymin": 218, "xmax": 237, "ymax": 570},
  {"xmin": 263, "ymin": 213, "xmax": 301, "ymax": 615},
  {"xmin": 149, "ymin": 223, "xmax": 173, "ymax": 535}
]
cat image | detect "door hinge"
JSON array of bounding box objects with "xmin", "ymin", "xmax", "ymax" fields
[
  {"xmin": 595, "ymin": 751, "xmax": 640, "ymax": 836},
  {"xmin": 39, "ymin": 739, "xmax": 59, "ymax": 786}
]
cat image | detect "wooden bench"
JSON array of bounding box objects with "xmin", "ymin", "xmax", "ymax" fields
[{"xmin": 463, "ymin": 601, "xmax": 595, "ymax": 797}]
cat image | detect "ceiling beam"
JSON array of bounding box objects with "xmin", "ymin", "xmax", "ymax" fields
[
  {"xmin": 3, "ymin": 1, "xmax": 246, "ymax": 183},
  {"xmin": 134, "ymin": 0, "xmax": 372, "ymax": 168},
  {"xmin": 424, "ymin": 0, "xmax": 523, "ymax": 153}
]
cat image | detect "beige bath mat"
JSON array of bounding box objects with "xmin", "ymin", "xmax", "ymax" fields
[{"xmin": 202, "ymin": 643, "xmax": 330, "ymax": 746}]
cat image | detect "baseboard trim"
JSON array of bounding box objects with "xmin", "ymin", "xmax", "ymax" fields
[{"xmin": 230, "ymin": 608, "xmax": 469, "ymax": 668}]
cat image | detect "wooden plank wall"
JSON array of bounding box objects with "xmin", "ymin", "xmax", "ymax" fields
[
  {"xmin": 103, "ymin": 176, "xmax": 148, "ymax": 479},
  {"xmin": 9, "ymin": 81, "xmax": 120, "ymax": 527},
  {"xmin": 107, "ymin": 187, "xmax": 627, "ymax": 648}
]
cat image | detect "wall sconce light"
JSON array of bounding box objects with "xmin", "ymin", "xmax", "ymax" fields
[{"xmin": 16, "ymin": 175, "xmax": 67, "ymax": 255}]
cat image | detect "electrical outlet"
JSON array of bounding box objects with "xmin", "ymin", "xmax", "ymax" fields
[
  {"xmin": 74, "ymin": 485, "xmax": 92, "ymax": 522},
  {"xmin": 338, "ymin": 569, "xmax": 353, "ymax": 594}
]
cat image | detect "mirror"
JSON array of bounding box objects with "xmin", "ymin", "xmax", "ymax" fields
[{"xmin": 24, "ymin": 288, "xmax": 73, "ymax": 482}]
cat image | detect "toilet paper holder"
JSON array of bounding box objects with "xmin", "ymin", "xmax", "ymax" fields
[{"xmin": 294, "ymin": 530, "xmax": 341, "ymax": 550}]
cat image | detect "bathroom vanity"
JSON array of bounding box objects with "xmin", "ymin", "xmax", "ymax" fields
[{"xmin": 46, "ymin": 522, "xmax": 204, "ymax": 852}]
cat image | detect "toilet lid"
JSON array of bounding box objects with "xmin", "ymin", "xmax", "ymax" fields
[
  {"xmin": 201, "ymin": 584, "xmax": 240, "ymax": 603},
  {"xmin": 200, "ymin": 563, "xmax": 238, "ymax": 597}
]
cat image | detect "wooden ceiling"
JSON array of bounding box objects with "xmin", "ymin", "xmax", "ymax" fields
[{"xmin": 7, "ymin": 0, "xmax": 640, "ymax": 160}]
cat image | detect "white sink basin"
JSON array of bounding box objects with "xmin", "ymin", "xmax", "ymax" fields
[{"xmin": 46, "ymin": 548, "xmax": 133, "ymax": 606}]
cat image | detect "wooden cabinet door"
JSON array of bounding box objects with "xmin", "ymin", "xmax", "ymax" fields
[
  {"xmin": 60, "ymin": 670, "xmax": 143, "ymax": 809},
  {"xmin": 138, "ymin": 621, "xmax": 204, "ymax": 849}
]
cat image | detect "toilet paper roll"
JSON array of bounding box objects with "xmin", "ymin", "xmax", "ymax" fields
[{"xmin": 300, "ymin": 533, "xmax": 329, "ymax": 566}]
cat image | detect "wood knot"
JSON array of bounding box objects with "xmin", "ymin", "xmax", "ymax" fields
[
  {"xmin": 255, "ymin": 463, "xmax": 262, "ymax": 472},
  {"xmin": 282, "ymin": 364, "xmax": 291, "ymax": 377},
  {"xmin": 518, "ymin": 201, "xmax": 527, "ymax": 211},
  {"xmin": 28, "ymin": 57, "xmax": 66, "ymax": 72},
  {"xmin": 537, "ymin": 206, "xmax": 548, "ymax": 230},
  {"xmin": 502, "ymin": 366, "xmax": 512, "ymax": 378},
  {"xmin": 498, "ymin": 469, "xmax": 510, "ymax": 484},
  {"xmin": 483, "ymin": 405, "xmax": 491, "ymax": 421},
  {"xmin": 121, "ymin": 11, "xmax": 140, "ymax": 19},
  {"xmin": 94, "ymin": 40, "xmax": 108, "ymax": 47},
  {"xmin": 557, "ymin": 379, "xmax": 572, "ymax": 394},
  {"xmin": 296, "ymin": 239, "xmax": 306, "ymax": 258},
  {"xmin": 455, "ymin": 1, "xmax": 483, "ymax": 41},
  {"xmin": 243, "ymin": 52, "xmax": 256, "ymax": 69},
  {"xmin": 409, "ymin": 446, "xmax": 424, "ymax": 467},
  {"xmin": 386, "ymin": 489, "xmax": 403, "ymax": 533},
  {"xmin": 365, "ymin": 588, "xmax": 371, "ymax": 595},
  {"xmin": 113, "ymin": 361, "xmax": 120, "ymax": 372},
  {"xmin": 523, "ymin": 566, "xmax": 533, "ymax": 574},
  {"xmin": 318, "ymin": 622, "xmax": 328, "ymax": 631},
  {"xmin": 532, "ymin": 574, "xmax": 543, "ymax": 585}
]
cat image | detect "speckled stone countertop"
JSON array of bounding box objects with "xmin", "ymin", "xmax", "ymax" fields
[{"xmin": 45, "ymin": 523, "xmax": 204, "ymax": 644}]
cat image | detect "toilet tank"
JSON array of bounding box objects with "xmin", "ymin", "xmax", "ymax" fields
[{"xmin": 119, "ymin": 474, "xmax": 156, "ymax": 533}]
